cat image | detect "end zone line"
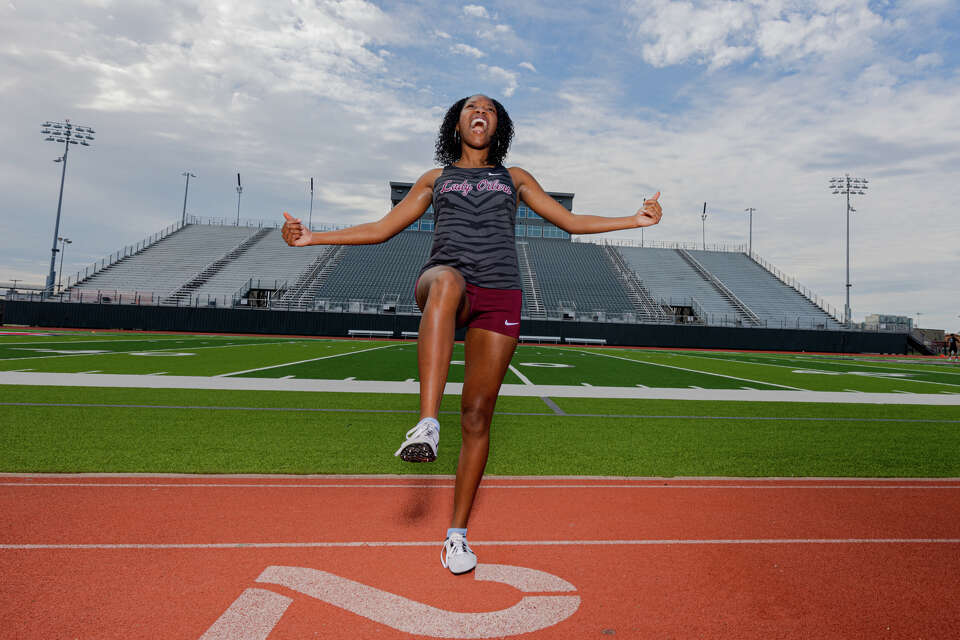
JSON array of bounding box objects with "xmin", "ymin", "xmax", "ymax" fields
[{"xmin": 3, "ymin": 538, "xmax": 959, "ymax": 550}]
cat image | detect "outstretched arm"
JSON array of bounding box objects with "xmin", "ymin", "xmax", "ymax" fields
[
  {"xmin": 509, "ymin": 167, "xmax": 662, "ymax": 235},
  {"xmin": 282, "ymin": 169, "xmax": 440, "ymax": 247}
]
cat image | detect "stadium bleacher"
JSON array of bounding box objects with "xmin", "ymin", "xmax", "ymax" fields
[
  {"xmin": 525, "ymin": 239, "xmax": 636, "ymax": 320},
  {"xmin": 63, "ymin": 221, "xmax": 841, "ymax": 329}
]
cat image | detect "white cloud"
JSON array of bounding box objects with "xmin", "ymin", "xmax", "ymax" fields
[
  {"xmin": 627, "ymin": 0, "xmax": 890, "ymax": 69},
  {"xmin": 518, "ymin": 61, "xmax": 537, "ymax": 72},
  {"xmin": 478, "ymin": 64, "xmax": 519, "ymax": 97},
  {"xmin": 462, "ymin": 4, "xmax": 489, "ymax": 19},
  {"xmin": 451, "ymin": 43, "xmax": 486, "ymax": 58},
  {"xmin": 434, "ymin": 29, "xmax": 452, "ymax": 39}
]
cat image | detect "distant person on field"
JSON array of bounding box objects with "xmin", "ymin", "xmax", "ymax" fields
[
  {"xmin": 281, "ymin": 93, "xmax": 663, "ymax": 575},
  {"xmin": 948, "ymin": 333, "xmax": 958, "ymax": 361}
]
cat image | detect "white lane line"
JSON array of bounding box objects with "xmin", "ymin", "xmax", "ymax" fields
[
  {"xmin": 3, "ymin": 538, "xmax": 959, "ymax": 550},
  {"xmin": 146, "ymin": 372, "xmax": 167, "ymax": 376},
  {"xmin": 77, "ymin": 370, "xmax": 102, "ymax": 374},
  {"xmin": 216, "ymin": 343, "xmax": 400, "ymax": 377},
  {"xmin": 3, "ymin": 372, "xmax": 960, "ymax": 404},
  {"xmin": 508, "ymin": 364, "xmax": 533, "ymax": 386},
  {"xmin": 572, "ymin": 349, "xmax": 805, "ymax": 391},
  {"xmin": 2, "ymin": 482, "xmax": 957, "ymax": 490}
]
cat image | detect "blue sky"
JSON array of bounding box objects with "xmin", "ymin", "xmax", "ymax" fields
[{"xmin": 1, "ymin": 0, "xmax": 958, "ymax": 331}]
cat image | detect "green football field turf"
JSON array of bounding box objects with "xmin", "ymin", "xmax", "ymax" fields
[{"xmin": 2, "ymin": 329, "xmax": 959, "ymax": 476}]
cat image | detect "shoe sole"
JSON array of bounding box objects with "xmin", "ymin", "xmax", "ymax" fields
[
  {"xmin": 397, "ymin": 443, "xmax": 436, "ymax": 463},
  {"xmin": 448, "ymin": 563, "xmax": 476, "ymax": 575}
]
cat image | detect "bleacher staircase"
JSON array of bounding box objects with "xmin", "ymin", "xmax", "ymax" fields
[
  {"xmin": 677, "ymin": 248, "xmax": 762, "ymax": 326},
  {"xmin": 516, "ymin": 242, "xmax": 546, "ymax": 319},
  {"xmin": 602, "ymin": 245, "xmax": 672, "ymax": 323},
  {"xmin": 277, "ymin": 245, "xmax": 346, "ymax": 310},
  {"xmin": 163, "ymin": 228, "xmax": 271, "ymax": 305}
]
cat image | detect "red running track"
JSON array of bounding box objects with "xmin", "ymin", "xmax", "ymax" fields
[{"xmin": 1, "ymin": 475, "xmax": 959, "ymax": 639}]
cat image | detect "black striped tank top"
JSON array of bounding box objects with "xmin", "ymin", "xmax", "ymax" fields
[{"xmin": 420, "ymin": 165, "xmax": 521, "ymax": 290}]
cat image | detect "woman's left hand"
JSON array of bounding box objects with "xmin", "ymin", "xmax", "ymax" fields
[{"xmin": 635, "ymin": 192, "xmax": 662, "ymax": 228}]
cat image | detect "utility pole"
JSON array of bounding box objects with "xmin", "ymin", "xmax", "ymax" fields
[
  {"xmin": 744, "ymin": 207, "xmax": 756, "ymax": 256},
  {"xmin": 236, "ymin": 173, "xmax": 243, "ymax": 225},
  {"xmin": 40, "ymin": 119, "xmax": 95, "ymax": 296},
  {"xmin": 700, "ymin": 202, "xmax": 707, "ymax": 250},
  {"xmin": 308, "ymin": 177, "xmax": 314, "ymax": 229},
  {"xmin": 181, "ymin": 172, "xmax": 196, "ymax": 225},
  {"xmin": 56, "ymin": 237, "xmax": 72, "ymax": 294}
]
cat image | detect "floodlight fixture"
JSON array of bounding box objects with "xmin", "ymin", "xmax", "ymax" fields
[
  {"xmin": 41, "ymin": 118, "xmax": 95, "ymax": 296},
  {"xmin": 828, "ymin": 174, "xmax": 869, "ymax": 327}
]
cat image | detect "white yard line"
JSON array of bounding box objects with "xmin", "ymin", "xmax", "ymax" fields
[
  {"xmin": 508, "ymin": 364, "xmax": 534, "ymax": 385},
  {"xmin": 215, "ymin": 343, "xmax": 400, "ymax": 377},
  {"xmin": 571, "ymin": 349, "xmax": 806, "ymax": 391}
]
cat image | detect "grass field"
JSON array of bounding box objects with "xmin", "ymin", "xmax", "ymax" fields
[{"xmin": 2, "ymin": 328, "xmax": 959, "ymax": 477}]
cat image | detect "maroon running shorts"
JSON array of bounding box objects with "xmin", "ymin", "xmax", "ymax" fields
[{"xmin": 459, "ymin": 283, "xmax": 522, "ymax": 339}]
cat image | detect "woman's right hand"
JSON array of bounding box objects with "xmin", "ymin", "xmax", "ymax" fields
[{"xmin": 281, "ymin": 212, "xmax": 313, "ymax": 247}]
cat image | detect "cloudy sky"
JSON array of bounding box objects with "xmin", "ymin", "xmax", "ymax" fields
[{"xmin": 2, "ymin": 0, "xmax": 958, "ymax": 331}]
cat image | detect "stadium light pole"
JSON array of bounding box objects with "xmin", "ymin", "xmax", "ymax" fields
[
  {"xmin": 40, "ymin": 119, "xmax": 95, "ymax": 296},
  {"xmin": 700, "ymin": 202, "xmax": 707, "ymax": 250},
  {"xmin": 744, "ymin": 207, "xmax": 756, "ymax": 256},
  {"xmin": 56, "ymin": 237, "xmax": 72, "ymax": 294},
  {"xmin": 829, "ymin": 174, "xmax": 869, "ymax": 327},
  {"xmin": 181, "ymin": 171, "xmax": 196, "ymax": 225},
  {"xmin": 236, "ymin": 173, "xmax": 243, "ymax": 225}
]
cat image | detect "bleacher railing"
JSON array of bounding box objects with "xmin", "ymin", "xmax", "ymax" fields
[
  {"xmin": 747, "ymin": 253, "xmax": 842, "ymax": 322},
  {"xmin": 9, "ymin": 289, "xmax": 911, "ymax": 333},
  {"xmin": 577, "ymin": 237, "xmax": 748, "ymax": 253},
  {"xmin": 62, "ymin": 219, "xmax": 187, "ymax": 292}
]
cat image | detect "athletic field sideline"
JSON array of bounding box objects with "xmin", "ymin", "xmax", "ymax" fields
[{"xmin": 2, "ymin": 329, "xmax": 958, "ymax": 477}]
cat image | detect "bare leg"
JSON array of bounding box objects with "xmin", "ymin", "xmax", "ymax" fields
[
  {"xmin": 414, "ymin": 267, "xmax": 471, "ymax": 420},
  {"xmin": 450, "ymin": 328, "xmax": 517, "ymax": 529}
]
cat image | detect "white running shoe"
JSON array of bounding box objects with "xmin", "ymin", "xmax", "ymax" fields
[
  {"xmin": 394, "ymin": 417, "xmax": 439, "ymax": 462},
  {"xmin": 441, "ymin": 533, "xmax": 477, "ymax": 575}
]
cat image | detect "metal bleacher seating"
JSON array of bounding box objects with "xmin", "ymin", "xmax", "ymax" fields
[
  {"xmin": 311, "ymin": 231, "xmax": 433, "ymax": 311},
  {"xmin": 617, "ymin": 247, "xmax": 742, "ymax": 323},
  {"xmin": 525, "ymin": 239, "xmax": 635, "ymax": 318},
  {"xmin": 186, "ymin": 229, "xmax": 331, "ymax": 305},
  {"xmin": 64, "ymin": 220, "xmax": 841, "ymax": 330},
  {"xmin": 70, "ymin": 224, "xmax": 258, "ymax": 300},
  {"xmin": 687, "ymin": 250, "xmax": 840, "ymax": 329}
]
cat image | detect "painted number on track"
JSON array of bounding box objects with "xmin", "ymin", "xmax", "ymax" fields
[{"xmin": 200, "ymin": 564, "xmax": 580, "ymax": 639}]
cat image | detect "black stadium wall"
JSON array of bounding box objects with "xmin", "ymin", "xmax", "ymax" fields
[{"xmin": 3, "ymin": 300, "xmax": 909, "ymax": 354}]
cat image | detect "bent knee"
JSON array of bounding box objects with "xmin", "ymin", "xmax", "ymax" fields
[{"xmin": 460, "ymin": 404, "xmax": 493, "ymax": 438}]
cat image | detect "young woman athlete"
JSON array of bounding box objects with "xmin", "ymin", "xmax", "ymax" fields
[{"xmin": 281, "ymin": 94, "xmax": 663, "ymax": 574}]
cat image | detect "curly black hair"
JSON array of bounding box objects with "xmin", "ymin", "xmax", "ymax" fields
[{"xmin": 434, "ymin": 95, "xmax": 514, "ymax": 167}]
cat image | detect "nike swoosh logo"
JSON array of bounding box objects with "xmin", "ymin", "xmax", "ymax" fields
[{"xmin": 505, "ymin": 321, "xmax": 519, "ymax": 326}]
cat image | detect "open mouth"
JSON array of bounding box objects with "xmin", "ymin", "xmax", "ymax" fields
[{"xmin": 470, "ymin": 117, "xmax": 487, "ymax": 135}]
